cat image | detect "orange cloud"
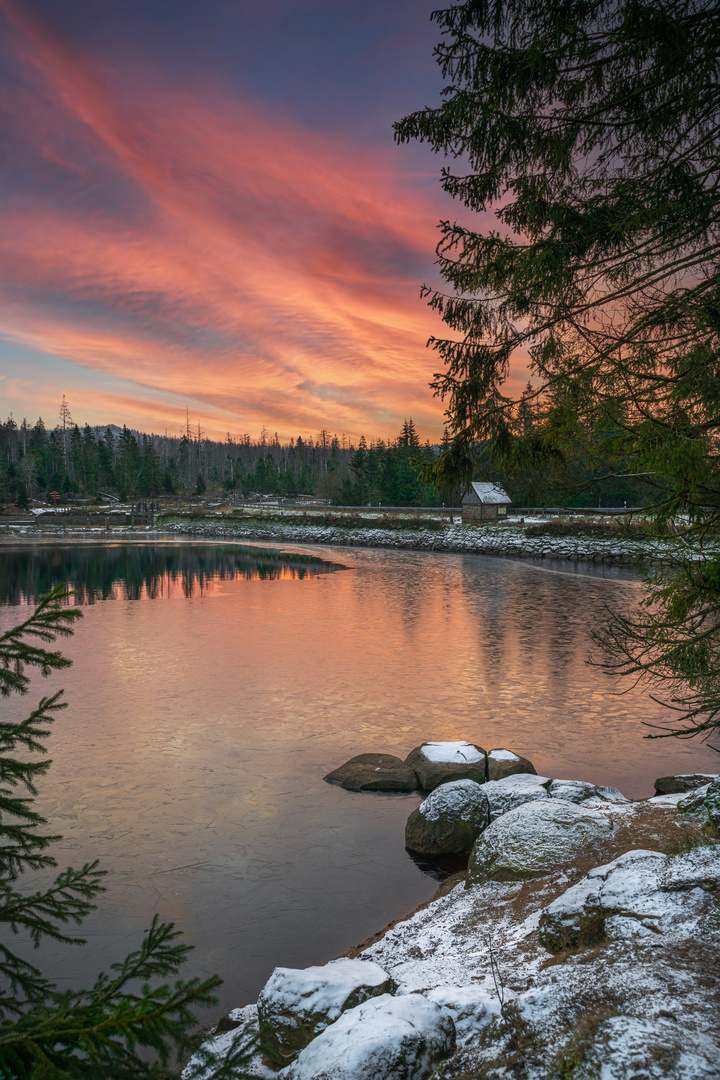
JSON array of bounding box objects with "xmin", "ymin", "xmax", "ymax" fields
[{"xmin": 0, "ymin": 0, "xmax": 528, "ymax": 441}]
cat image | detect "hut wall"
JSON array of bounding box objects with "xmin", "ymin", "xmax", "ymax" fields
[{"xmin": 462, "ymin": 503, "xmax": 499, "ymax": 524}]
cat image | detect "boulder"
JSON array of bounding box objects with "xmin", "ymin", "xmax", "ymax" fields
[
  {"xmin": 405, "ymin": 780, "xmax": 489, "ymax": 855},
  {"xmin": 677, "ymin": 783, "xmax": 711, "ymax": 821},
  {"xmin": 548, "ymin": 779, "xmax": 628, "ymax": 804},
  {"xmin": 538, "ymin": 846, "xmax": 720, "ymax": 953},
  {"xmin": 678, "ymin": 778, "xmax": 720, "ymax": 832},
  {"xmin": 707, "ymin": 777, "xmax": 720, "ymax": 827},
  {"xmin": 482, "ymin": 773, "xmax": 552, "ymax": 821},
  {"xmin": 653, "ymin": 773, "xmax": 718, "ymax": 795},
  {"xmin": 557, "ymin": 1015, "xmax": 720, "ymax": 1080},
  {"xmin": 466, "ymin": 798, "xmax": 613, "ymax": 885},
  {"xmin": 425, "ymin": 986, "xmax": 508, "ymax": 1046},
  {"xmin": 257, "ymin": 958, "xmax": 396, "ymax": 1062},
  {"xmin": 280, "ymin": 993, "xmax": 456, "ymax": 1080},
  {"xmin": 486, "ymin": 748, "xmax": 537, "ymax": 782},
  {"xmin": 324, "ymin": 754, "xmax": 418, "ymax": 792},
  {"xmin": 405, "ymin": 741, "xmax": 487, "ymax": 791}
]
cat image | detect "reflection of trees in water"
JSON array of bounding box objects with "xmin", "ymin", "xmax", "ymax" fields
[{"xmin": 0, "ymin": 544, "xmax": 338, "ymax": 605}]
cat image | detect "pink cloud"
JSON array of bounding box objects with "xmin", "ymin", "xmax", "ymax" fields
[{"xmin": 0, "ymin": 0, "xmax": 528, "ymax": 441}]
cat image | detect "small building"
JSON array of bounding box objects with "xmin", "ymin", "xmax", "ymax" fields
[{"xmin": 461, "ymin": 481, "xmax": 512, "ymax": 524}]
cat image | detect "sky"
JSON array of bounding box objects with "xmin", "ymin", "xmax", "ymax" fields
[{"xmin": 0, "ymin": 0, "xmax": 504, "ymax": 443}]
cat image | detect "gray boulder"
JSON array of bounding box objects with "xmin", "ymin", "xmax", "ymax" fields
[
  {"xmin": 653, "ymin": 773, "xmax": 717, "ymax": 795},
  {"xmin": 707, "ymin": 777, "xmax": 720, "ymax": 827},
  {"xmin": 257, "ymin": 958, "xmax": 396, "ymax": 1062},
  {"xmin": 405, "ymin": 780, "xmax": 489, "ymax": 855},
  {"xmin": 677, "ymin": 783, "xmax": 711, "ymax": 821},
  {"xmin": 678, "ymin": 778, "xmax": 720, "ymax": 832},
  {"xmin": 539, "ymin": 846, "xmax": 720, "ymax": 953},
  {"xmin": 324, "ymin": 754, "xmax": 418, "ymax": 792},
  {"xmin": 482, "ymin": 773, "xmax": 552, "ymax": 821},
  {"xmin": 426, "ymin": 986, "xmax": 507, "ymax": 1046},
  {"xmin": 405, "ymin": 741, "xmax": 486, "ymax": 791},
  {"xmin": 558, "ymin": 1015, "xmax": 720, "ymax": 1080},
  {"xmin": 486, "ymin": 748, "xmax": 537, "ymax": 782},
  {"xmin": 548, "ymin": 779, "xmax": 628, "ymax": 805},
  {"xmin": 280, "ymin": 993, "xmax": 456, "ymax": 1080},
  {"xmin": 467, "ymin": 798, "xmax": 613, "ymax": 885}
]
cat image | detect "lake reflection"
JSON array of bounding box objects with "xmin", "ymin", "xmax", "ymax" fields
[
  {"xmin": 1, "ymin": 541, "xmax": 718, "ymax": 1019},
  {"xmin": 0, "ymin": 541, "xmax": 340, "ymax": 604}
]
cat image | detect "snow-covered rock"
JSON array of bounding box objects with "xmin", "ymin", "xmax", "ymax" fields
[
  {"xmin": 482, "ymin": 772, "xmax": 552, "ymax": 820},
  {"xmin": 548, "ymin": 778, "xmax": 628, "ymax": 804},
  {"xmin": 706, "ymin": 776, "xmax": 720, "ymax": 828},
  {"xmin": 677, "ymin": 783, "xmax": 711, "ymax": 821},
  {"xmin": 323, "ymin": 753, "xmax": 418, "ymax": 792},
  {"xmin": 182, "ymin": 1004, "xmax": 274, "ymax": 1079},
  {"xmin": 257, "ymin": 958, "xmax": 396, "ymax": 1061},
  {"xmin": 279, "ymin": 993, "xmax": 456, "ymax": 1080},
  {"xmin": 467, "ymin": 798, "xmax": 614, "ymax": 884},
  {"xmin": 539, "ymin": 846, "xmax": 720, "ymax": 952},
  {"xmin": 405, "ymin": 780, "xmax": 489, "ymax": 855},
  {"xmin": 405, "ymin": 742, "xmax": 487, "ymax": 791},
  {"xmin": 486, "ymin": 747, "xmax": 537, "ymax": 782},
  {"xmin": 425, "ymin": 985, "xmax": 506, "ymax": 1046},
  {"xmin": 566, "ymin": 1015, "xmax": 720, "ymax": 1080}
]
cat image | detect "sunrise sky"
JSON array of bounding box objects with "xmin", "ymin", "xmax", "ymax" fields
[{"xmin": 0, "ymin": 0, "xmax": 508, "ymax": 443}]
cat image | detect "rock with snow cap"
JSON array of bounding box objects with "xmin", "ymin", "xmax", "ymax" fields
[
  {"xmin": 405, "ymin": 780, "xmax": 489, "ymax": 855},
  {"xmin": 677, "ymin": 783, "xmax": 711, "ymax": 822},
  {"xmin": 482, "ymin": 772, "xmax": 552, "ymax": 821},
  {"xmin": 548, "ymin": 778, "xmax": 628, "ymax": 804},
  {"xmin": 556, "ymin": 1013, "xmax": 720, "ymax": 1079},
  {"xmin": 257, "ymin": 958, "xmax": 397, "ymax": 1062},
  {"xmin": 706, "ymin": 776, "xmax": 720, "ymax": 828},
  {"xmin": 678, "ymin": 777, "xmax": 720, "ymax": 834},
  {"xmin": 467, "ymin": 798, "xmax": 613, "ymax": 885},
  {"xmin": 653, "ymin": 773, "xmax": 718, "ymax": 795},
  {"xmin": 486, "ymin": 748, "xmax": 537, "ymax": 782},
  {"xmin": 323, "ymin": 753, "xmax": 418, "ymax": 792},
  {"xmin": 279, "ymin": 993, "xmax": 456, "ymax": 1080},
  {"xmin": 405, "ymin": 741, "xmax": 487, "ymax": 791},
  {"xmin": 425, "ymin": 986, "xmax": 508, "ymax": 1045},
  {"xmin": 539, "ymin": 845, "xmax": 720, "ymax": 953}
]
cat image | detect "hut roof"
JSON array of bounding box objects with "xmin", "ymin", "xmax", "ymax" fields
[{"xmin": 468, "ymin": 481, "xmax": 512, "ymax": 504}]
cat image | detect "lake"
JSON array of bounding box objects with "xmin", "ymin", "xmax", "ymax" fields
[{"xmin": 1, "ymin": 540, "xmax": 718, "ymax": 1019}]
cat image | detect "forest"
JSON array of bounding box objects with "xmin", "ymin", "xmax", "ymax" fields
[{"xmin": 0, "ymin": 404, "xmax": 652, "ymax": 510}]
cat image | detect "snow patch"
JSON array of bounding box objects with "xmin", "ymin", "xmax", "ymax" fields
[
  {"xmin": 420, "ymin": 741, "xmax": 484, "ymax": 764},
  {"xmin": 488, "ymin": 749, "xmax": 520, "ymax": 762}
]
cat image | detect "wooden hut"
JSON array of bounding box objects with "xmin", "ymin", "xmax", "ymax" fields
[{"xmin": 461, "ymin": 481, "xmax": 512, "ymax": 524}]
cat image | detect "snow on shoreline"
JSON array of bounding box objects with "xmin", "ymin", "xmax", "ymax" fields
[
  {"xmin": 160, "ymin": 516, "xmax": 702, "ymax": 567},
  {"xmin": 3, "ymin": 514, "xmax": 715, "ymax": 569}
]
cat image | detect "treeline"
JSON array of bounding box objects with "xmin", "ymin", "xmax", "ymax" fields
[
  {"xmin": 0, "ymin": 412, "xmax": 447, "ymax": 507},
  {"xmin": 0, "ymin": 402, "xmax": 652, "ymax": 511}
]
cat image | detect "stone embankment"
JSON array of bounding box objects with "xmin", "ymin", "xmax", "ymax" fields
[
  {"xmin": 185, "ymin": 742, "xmax": 720, "ymax": 1080},
  {"xmin": 160, "ymin": 514, "xmax": 697, "ymax": 567}
]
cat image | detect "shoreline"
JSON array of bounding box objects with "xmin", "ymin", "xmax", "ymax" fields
[
  {"xmin": 188, "ymin": 780, "xmax": 720, "ymax": 1080},
  {"xmin": 159, "ymin": 515, "xmax": 715, "ymax": 567},
  {"xmin": 2, "ymin": 516, "xmax": 713, "ymax": 569}
]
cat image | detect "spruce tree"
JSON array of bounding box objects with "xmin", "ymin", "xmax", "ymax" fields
[{"xmin": 397, "ymin": 0, "xmax": 720, "ymax": 739}]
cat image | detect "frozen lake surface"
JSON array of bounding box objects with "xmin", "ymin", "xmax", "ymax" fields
[{"xmin": 1, "ymin": 540, "xmax": 717, "ymax": 1019}]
